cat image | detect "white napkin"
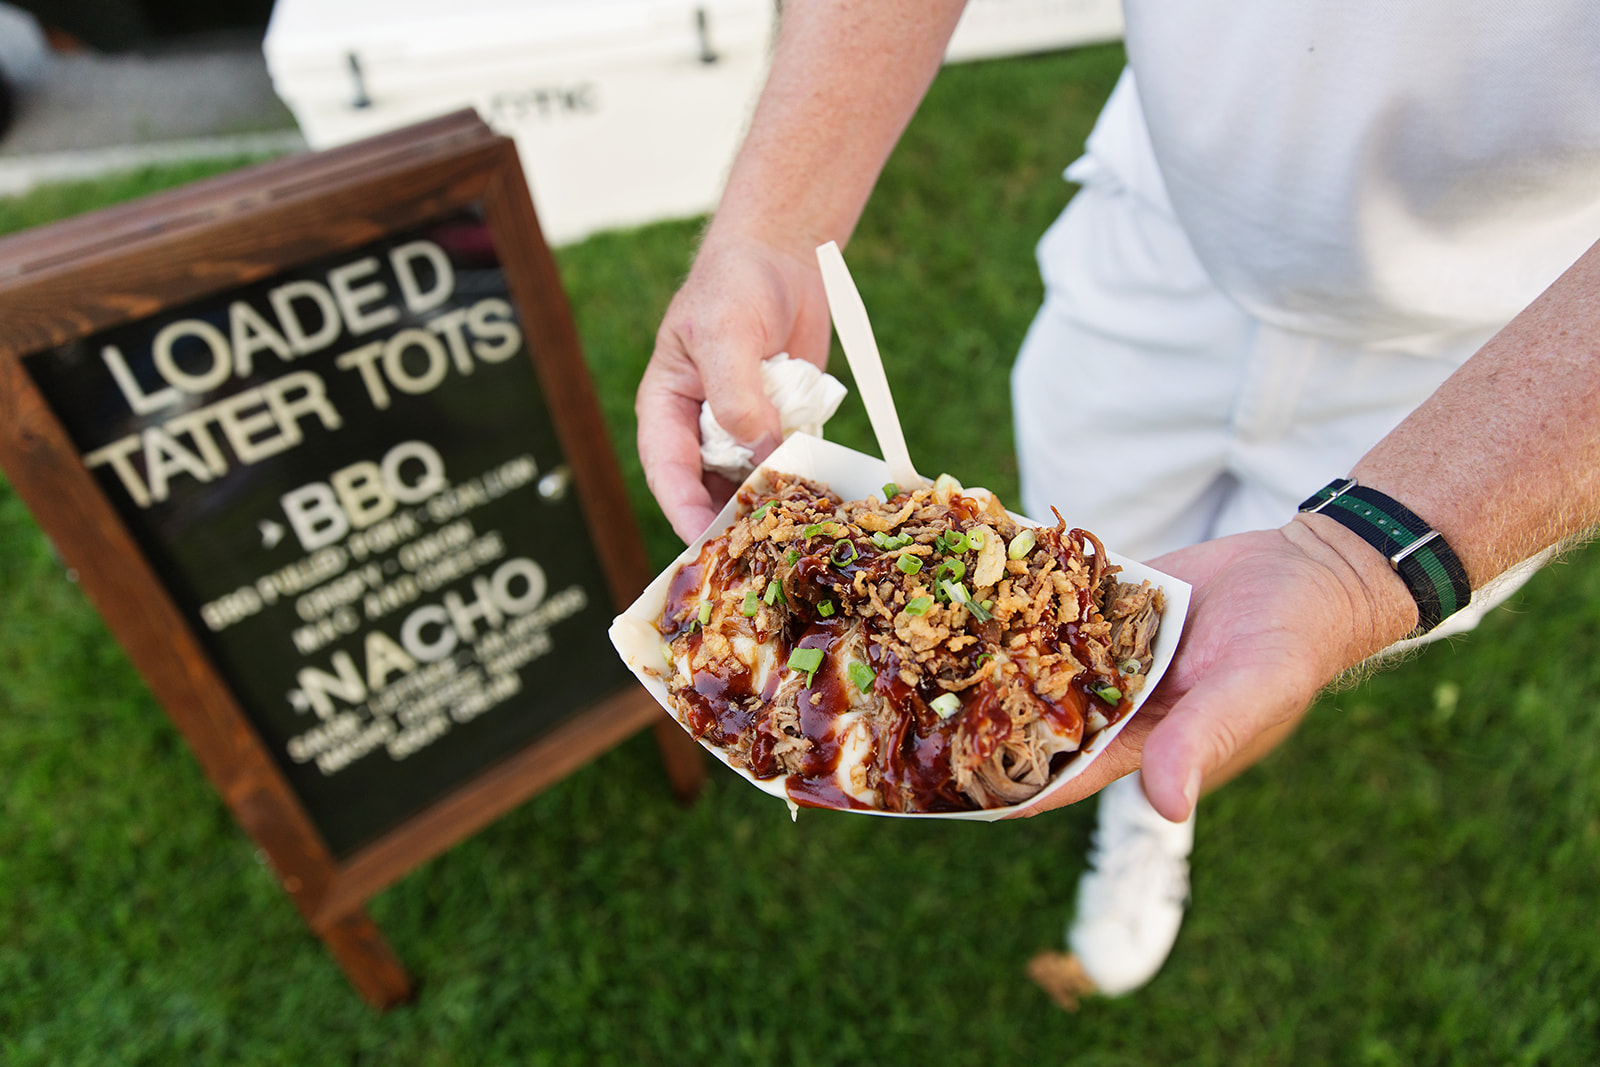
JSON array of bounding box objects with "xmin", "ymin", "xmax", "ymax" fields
[{"xmin": 699, "ymin": 353, "xmax": 848, "ymax": 481}]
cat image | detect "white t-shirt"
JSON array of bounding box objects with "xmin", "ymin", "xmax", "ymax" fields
[{"xmin": 1090, "ymin": 2, "xmax": 1600, "ymax": 354}]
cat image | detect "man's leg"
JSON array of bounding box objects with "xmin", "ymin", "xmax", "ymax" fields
[
  {"xmin": 1013, "ymin": 160, "xmax": 1255, "ymax": 1007},
  {"xmin": 1013, "ymin": 138, "xmax": 1534, "ymax": 1006}
]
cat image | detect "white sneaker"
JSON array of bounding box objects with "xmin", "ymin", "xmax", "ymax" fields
[{"xmin": 1066, "ymin": 770, "xmax": 1194, "ymax": 996}]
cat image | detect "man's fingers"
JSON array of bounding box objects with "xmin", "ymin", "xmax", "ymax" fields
[
  {"xmin": 1138, "ymin": 652, "xmax": 1309, "ymax": 822},
  {"xmin": 655, "ymin": 465, "xmax": 719, "ymax": 543},
  {"xmin": 637, "ymin": 356, "xmax": 719, "ymax": 543},
  {"xmin": 701, "ymin": 336, "xmax": 782, "ymax": 459}
]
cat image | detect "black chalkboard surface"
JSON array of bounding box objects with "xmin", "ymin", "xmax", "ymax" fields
[
  {"xmin": 25, "ymin": 210, "xmax": 630, "ymax": 857},
  {"xmin": 0, "ymin": 112, "xmax": 702, "ymax": 1007}
]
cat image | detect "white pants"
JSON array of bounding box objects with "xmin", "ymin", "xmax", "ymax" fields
[{"xmin": 1011, "ymin": 143, "xmax": 1542, "ymax": 642}]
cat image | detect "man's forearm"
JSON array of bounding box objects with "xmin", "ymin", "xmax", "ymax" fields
[
  {"xmin": 1350, "ymin": 237, "xmax": 1600, "ymax": 591},
  {"xmin": 710, "ymin": 0, "xmax": 969, "ymax": 252},
  {"xmin": 1132, "ymin": 240, "xmax": 1600, "ymax": 821}
]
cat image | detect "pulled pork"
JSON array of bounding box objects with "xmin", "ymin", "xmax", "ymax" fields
[{"xmin": 656, "ymin": 472, "xmax": 1165, "ymax": 813}]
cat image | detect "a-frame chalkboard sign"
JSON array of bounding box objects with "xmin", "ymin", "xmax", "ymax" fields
[{"xmin": 0, "ymin": 111, "xmax": 703, "ymax": 1008}]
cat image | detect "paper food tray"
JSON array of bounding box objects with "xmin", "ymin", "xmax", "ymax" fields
[{"xmin": 609, "ymin": 433, "xmax": 1191, "ymax": 820}]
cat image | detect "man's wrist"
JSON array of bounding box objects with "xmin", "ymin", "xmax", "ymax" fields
[
  {"xmin": 1298, "ymin": 478, "xmax": 1474, "ymax": 636},
  {"xmin": 1284, "ymin": 513, "xmax": 1422, "ymax": 654}
]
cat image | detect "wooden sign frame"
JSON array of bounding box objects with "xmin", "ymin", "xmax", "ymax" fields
[{"xmin": 0, "ymin": 111, "xmax": 702, "ymax": 1008}]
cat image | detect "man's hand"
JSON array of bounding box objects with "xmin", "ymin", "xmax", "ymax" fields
[
  {"xmin": 635, "ymin": 234, "xmax": 833, "ymax": 543},
  {"xmin": 632, "ymin": 0, "xmax": 969, "ymax": 544},
  {"xmin": 1007, "ymin": 518, "xmax": 1417, "ymax": 821}
]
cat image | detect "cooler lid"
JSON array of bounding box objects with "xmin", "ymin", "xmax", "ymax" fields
[{"xmin": 266, "ymin": 0, "xmax": 772, "ymax": 77}]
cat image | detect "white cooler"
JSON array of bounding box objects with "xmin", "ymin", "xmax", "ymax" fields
[
  {"xmin": 264, "ymin": 0, "xmax": 1123, "ymax": 246},
  {"xmin": 264, "ymin": 0, "xmax": 776, "ymax": 246}
]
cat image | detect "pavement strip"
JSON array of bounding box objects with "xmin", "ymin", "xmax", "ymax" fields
[{"xmin": 0, "ymin": 129, "xmax": 307, "ymax": 197}]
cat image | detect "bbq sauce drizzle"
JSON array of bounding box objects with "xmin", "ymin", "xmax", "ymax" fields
[{"xmin": 658, "ymin": 486, "xmax": 1141, "ymax": 813}]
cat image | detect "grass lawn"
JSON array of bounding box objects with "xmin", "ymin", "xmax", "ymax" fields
[{"xmin": 3, "ymin": 42, "xmax": 1598, "ymax": 1066}]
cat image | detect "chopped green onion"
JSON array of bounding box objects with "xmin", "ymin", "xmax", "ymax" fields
[
  {"xmin": 803, "ymin": 523, "xmax": 823, "ymax": 538},
  {"xmin": 741, "ymin": 591, "xmax": 760, "ymax": 616},
  {"xmin": 750, "ymin": 502, "xmax": 771, "ymax": 521},
  {"xmin": 847, "ymin": 661, "xmax": 875, "ymax": 694},
  {"xmin": 940, "ymin": 531, "xmax": 969, "ymax": 554},
  {"xmin": 882, "ymin": 482, "xmax": 899, "ymax": 500},
  {"xmin": 788, "ymin": 646, "xmax": 824, "ymax": 685},
  {"xmin": 871, "ymin": 531, "xmax": 892, "ymax": 550},
  {"xmin": 788, "ymin": 647, "xmax": 823, "ymax": 672},
  {"xmin": 764, "ymin": 579, "xmax": 784, "ymax": 605},
  {"xmin": 943, "ymin": 580, "xmax": 991, "ymax": 622},
  {"xmin": 1007, "ymin": 529, "xmax": 1037, "ymax": 560},
  {"xmin": 817, "ymin": 599, "xmax": 835, "ymax": 618},
  {"xmin": 896, "ymin": 554, "xmax": 923, "ymax": 575},
  {"xmin": 1119, "ymin": 658, "xmax": 1142, "ymax": 675},
  {"xmin": 975, "ymin": 652, "xmax": 993, "ymax": 668},
  {"xmin": 830, "ymin": 539, "xmax": 859, "ymax": 567},
  {"xmin": 1095, "ymin": 685, "xmax": 1123, "ymax": 704},
  {"xmin": 980, "ymin": 599, "xmax": 995, "ymax": 612},
  {"xmin": 696, "ymin": 601, "xmax": 712, "ymax": 625},
  {"xmin": 904, "ymin": 596, "xmax": 933, "ymax": 616},
  {"xmin": 930, "ymin": 692, "xmax": 962, "ymax": 719},
  {"xmin": 935, "ymin": 559, "xmax": 967, "ymax": 584},
  {"xmin": 886, "ymin": 533, "xmax": 913, "ymax": 550},
  {"xmin": 786, "ymin": 549, "xmax": 800, "ymax": 565},
  {"xmin": 966, "ymin": 530, "xmax": 986, "ymax": 550}
]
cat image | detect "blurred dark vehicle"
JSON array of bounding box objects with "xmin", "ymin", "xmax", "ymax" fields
[
  {"xmin": 0, "ymin": 3, "xmax": 45, "ymax": 139},
  {"xmin": 15, "ymin": 0, "xmax": 273, "ymax": 51},
  {"xmin": 13, "ymin": 0, "xmax": 273, "ymax": 51},
  {"xmin": 0, "ymin": 1, "xmax": 273, "ymax": 140}
]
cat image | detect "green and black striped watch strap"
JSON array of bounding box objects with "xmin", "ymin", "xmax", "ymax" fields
[{"xmin": 1298, "ymin": 478, "xmax": 1472, "ymax": 636}]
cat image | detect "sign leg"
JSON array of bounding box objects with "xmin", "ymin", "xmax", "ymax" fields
[
  {"xmin": 318, "ymin": 909, "xmax": 414, "ymax": 1010},
  {"xmin": 651, "ymin": 712, "xmax": 705, "ymax": 803}
]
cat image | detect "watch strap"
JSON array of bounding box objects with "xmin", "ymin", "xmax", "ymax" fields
[{"xmin": 1298, "ymin": 478, "xmax": 1472, "ymax": 636}]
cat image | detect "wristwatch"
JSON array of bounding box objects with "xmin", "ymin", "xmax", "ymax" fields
[{"xmin": 1298, "ymin": 478, "xmax": 1472, "ymax": 636}]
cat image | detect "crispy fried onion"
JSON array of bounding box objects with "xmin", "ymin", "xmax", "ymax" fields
[{"xmin": 656, "ymin": 472, "xmax": 1165, "ymax": 812}]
